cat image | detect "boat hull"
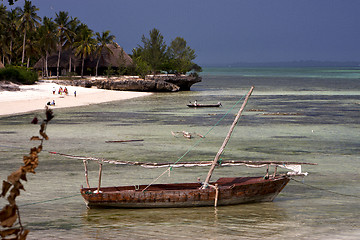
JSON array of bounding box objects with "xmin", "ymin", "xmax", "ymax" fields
[{"xmin": 80, "ymin": 176, "xmax": 290, "ymax": 208}]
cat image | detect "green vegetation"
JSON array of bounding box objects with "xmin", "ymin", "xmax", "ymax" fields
[
  {"xmin": 0, "ymin": 1, "xmax": 201, "ymax": 83},
  {"xmin": 0, "ymin": 66, "xmax": 37, "ymax": 84},
  {"xmin": 132, "ymin": 28, "xmax": 201, "ymax": 77}
]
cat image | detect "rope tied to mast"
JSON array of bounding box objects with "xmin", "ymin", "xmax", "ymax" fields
[{"xmin": 142, "ymin": 87, "xmax": 253, "ymax": 192}]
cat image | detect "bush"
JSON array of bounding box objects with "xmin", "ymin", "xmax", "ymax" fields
[{"xmin": 0, "ymin": 66, "xmax": 38, "ymax": 84}]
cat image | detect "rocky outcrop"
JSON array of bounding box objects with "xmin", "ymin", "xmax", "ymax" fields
[
  {"xmin": 145, "ymin": 74, "xmax": 201, "ymax": 91},
  {"xmin": 93, "ymin": 78, "xmax": 180, "ymax": 92},
  {"xmin": 0, "ymin": 81, "xmax": 20, "ymax": 91},
  {"xmin": 53, "ymin": 78, "xmax": 179, "ymax": 92},
  {"xmin": 51, "ymin": 74, "xmax": 201, "ymax": 92}
]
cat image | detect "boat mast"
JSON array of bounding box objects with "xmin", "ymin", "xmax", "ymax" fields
[{"xmin": 203, "ymin": 86, "xmax": 254, "ymax": 188}]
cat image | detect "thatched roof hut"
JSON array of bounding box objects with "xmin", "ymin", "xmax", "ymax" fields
[
  {"xmin": 33, "ymin": 43, "xmax": 133, "ymax": 76},
  {"xmin": 85, "ymin": 43, "xmax": 133, "ymax": 68}
]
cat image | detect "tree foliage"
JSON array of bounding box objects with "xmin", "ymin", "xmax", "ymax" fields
[
  {"xmin": 0, "ymin": 2, "xmax": 201, "ymax": 79},
  {"xmin": 95, "ymin": 30, "xmax": 115, "ymax": 76},
  {"xmin": 16, "ymin": 0, "xmax": 41, "ymax": 64},
  {"xmin": 73, "ymin": 24, "xmax": 96, "ymax": 77},
  {"xmin": 132, "ymin": 28, "xmax": 201, "ymax": 76},
  {"xmin": 133, "ymin": 28, "xmax": 167, "ymax": 75}
]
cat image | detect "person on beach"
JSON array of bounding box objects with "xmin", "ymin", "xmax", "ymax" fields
[
  {"xmin": 52, "ymin": 87, "xmax": 56, "ymax": 94},
  {"xmin": 64, "ymin": 87, "xmax": 68, "ymax": 95},
  {"xmin": 74, "ymin": 91, "xmax": 77, "ymax": 97},
  {"xmin": 46, "ymin": 100, "xmax": 55, "ymax": 106}
]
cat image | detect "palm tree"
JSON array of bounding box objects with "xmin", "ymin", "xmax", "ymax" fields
[
  {"xmin": 95, "ymin": 30, "xmax": 115, "ymax": 76},
  {"xmin": 24, "ymin": 31, "xmax": 39, "ymax": 68},
  {"xmin": 38, "ymin": 17, "xmax": 57, "ymax": 78},
  {"xmin": 16, "ymin": 0, "xmax": 41, "ymax": 65},
  {"xmin": 6, "ymin": 9, "xmax": 20, "ymax": 65},
  {"xmin": 0, "ymin": 4, "xmax": 9, "ymax": 64},
  {"xmin": 73, "ymin": 24, "xmax": 95, "ymax": 78},
  {"xmin": 54, "ymin": 11, "xmax": 74, "ymax": 78},
  {"xmin": 65, "ymin": 17, "xmax": 80, "ymax": 74}
]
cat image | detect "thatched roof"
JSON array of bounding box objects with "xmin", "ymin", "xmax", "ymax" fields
[
  {"xmin": 33, "ymin": 49, "xmax": 79, "ymax": 69},
  {"xmin": 85, "ymin": 43, "xmax": 133, "ymax": 68},
  {"xmin": 34, "ymin": 43, "xmax": 133, "ymax": 69},
  {"xmin": 0, "ymin": 61, "xmax": 4, "ymax": 69}
]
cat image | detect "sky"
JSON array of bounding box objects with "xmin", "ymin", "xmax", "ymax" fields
[{"xmin": 4, "ymin": 0, "xmax": 360, "ymax": 66}]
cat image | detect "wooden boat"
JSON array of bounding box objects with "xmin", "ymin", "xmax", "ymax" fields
[
  {"xmin": 80, "ymin": 176, "xmax": 290, "ymax": 208},
  {"xmin": 53, "ymin": 87, "xmax": 316, "ymax": 208},
  {"xmin": 187, "ymin": 102, "xmax": 222, "ymax": 108}
]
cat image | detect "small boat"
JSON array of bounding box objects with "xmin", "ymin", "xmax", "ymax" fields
[
  {"xmin": 53, "ymin": 87, "xmax": 316, "ymax": 208},
  {"xmin": 81, "ymin": 176, "xmax": 291, "ymax": 208},
  {"xmin": 187, "ymin": 102, "xmax": 222, "ymax": 108}
]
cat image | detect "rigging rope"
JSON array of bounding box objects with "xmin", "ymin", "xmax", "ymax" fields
[
  {"xmin": 18, "ymin": 193, "xmax": 80, "ymax": 207},
  {"xmin": 142, "ymin": 92, "xmax": 248, "ymax": 192},
  {"xmin": 291, "ymin": 177, "xmax": 360, "ymax": 199}
]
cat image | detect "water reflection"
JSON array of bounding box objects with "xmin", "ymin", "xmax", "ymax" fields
[{"xmin": 81, "ymin": 203, "xmax": 288, "ymax": 239}]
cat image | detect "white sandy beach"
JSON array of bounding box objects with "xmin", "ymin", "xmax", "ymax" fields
[{"xmin": 0, "ymin": 82, "xmax": 152, "ymax": 116}]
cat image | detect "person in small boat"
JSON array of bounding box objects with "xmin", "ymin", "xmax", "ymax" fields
[{"xmin": 194, "ymin": 100, "xmax": 198, "ymax": 106}]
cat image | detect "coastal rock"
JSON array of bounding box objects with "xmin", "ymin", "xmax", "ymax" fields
[
  {"xmin": 45, "ymin": 74, "xmax": 201, "ymax": 92},
  {"xmin": 0, "ymin": 81, "xmax": 20, "ymax": 91},
  {"xmin": 51, "ymin": 76, "xmax": 203, "ymax": 92},
  {"xmin": 145, "ymin": 74, "xmax": 201, "ymax": 91},
  {"xmin": 94, "ymin": 78, "xmax": 180, "ymax": 92}
]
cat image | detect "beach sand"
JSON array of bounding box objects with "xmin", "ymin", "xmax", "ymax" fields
[{"xmin": 0, "ymin": 82, "xmax": 152, "ymax": 116}]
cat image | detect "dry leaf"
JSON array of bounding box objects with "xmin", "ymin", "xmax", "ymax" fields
[
  {"xmin": 20, "ymin": 171, "xmax": 27, "ymax": 182},
  {"xmin": 7, "ymin": 169, "xmax": 22, "ymax": 185},
  {"xmin": 13, "ymin": 181, "xmax": 25, "ymax": 191},
  {"xmin": 30, "ymin": 136, "xmax": 41, "ymax": 141},
  {"xmin": 30, "ymin": 147, "xmax": 38, "ymax": 155},
  {"xmin": 37, "ymin": 145, "xmax": 43, "ymax": 153},
  {"xmin": 40, "ymin": 131, "xmax": 49, "ymax": 140},
  {"xmin": 7, "ymin": 188, "xmax": 20, "ymax": 205},
  {"xmin": 0, "ymin": 205, "xmax": 16, "ymax": 222},
  {"xmin": 21, "ymin": 165, "xmax": 35, "ymax": 174},
  {"xmin": 19, "ymin": 229, "xmax": 30, "ymax": 240},
  {"xmin": 0, "ymin": 228, "xmax": 20, "ymax": 238},
  {"xmin": 1, "ymin": 211, "xmax": 17, "ymax": 227},
  {"xmin": 1, "ymin": 180, "xmax": 12, "ymax": 197},
  {"xmin": 23, "ymin": 156, "xmax": 33, "ymax": 165}
]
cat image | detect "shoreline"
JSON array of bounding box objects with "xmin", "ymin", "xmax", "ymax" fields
[{"xmin": 0, "ymin": 82, "xmax": 152, "ymax": 117}]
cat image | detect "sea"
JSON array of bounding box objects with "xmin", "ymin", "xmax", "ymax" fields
[{"xmin": 0, "ymin": 67, "xmax": 359, "ymax": 239}]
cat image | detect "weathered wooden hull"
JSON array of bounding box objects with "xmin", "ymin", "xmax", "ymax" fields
[{"xmin": 80, "ymin": 176, "xmax": 290, "ymax": 209}]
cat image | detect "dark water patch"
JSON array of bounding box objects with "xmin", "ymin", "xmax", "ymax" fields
[
  {"xmin": 244, "ymin": 146, "xmax": 312, "ymax": 155},
  {"xmin": 0, "ymin": 131, "xmax": 17, "ymax": 134},
  {"xmin": 106, "ymin": 123, "xmax": 135, "ymax": 127},
  {"xmin": 272, "ymin": 136, "xmax": 308, "ymax": 139}
]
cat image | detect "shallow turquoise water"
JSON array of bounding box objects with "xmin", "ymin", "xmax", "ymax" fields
[{"xmin": 0, "ymin": 67, "xmax": 359, "ymax": 239}]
